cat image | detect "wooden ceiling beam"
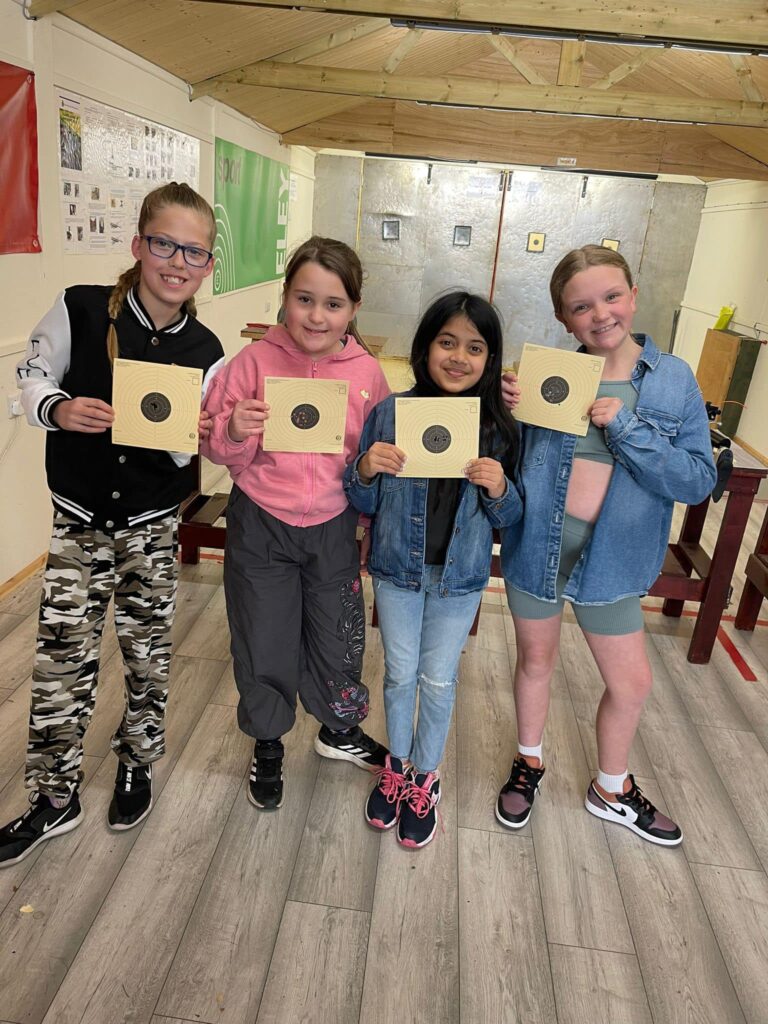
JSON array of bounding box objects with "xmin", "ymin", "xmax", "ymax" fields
[
  {"xmin": 270, "ymin": 19, "xmax": 386, "ymax": 65},
  {"xmin": 193, "ymin": 60, "xmax": 768, "ymax": 128},
  {"xmin": 27, "ymin": 0, "xmax": 82, "ymax": 15},
  {"xmin": 382, "ymin": 29, "xmax": 424, "ymax": 74},
  {"xmin": 190, "ymin": 18, "xmax": 386, "ymax": 96},
  {"xmin": 557, "ymin": 41, "xmax": 586, "ymax": 87},
  {"xmin": 728, "ymin": 55, "xmax": 763, "ymax": 102},
  {"xmin": 186, "ymin": 1, "xmax": 768, "ymax": 50},
  {"xmin": 488, "ymin": 37, "xmax": 549, "ymax": 86},
  {"xmin": 589, "ymin": 49, "xmax": 661, "ymax": 91},
  {"xmin": 282, "ymin": 101, "xmax": 768, "ymax": 179}
]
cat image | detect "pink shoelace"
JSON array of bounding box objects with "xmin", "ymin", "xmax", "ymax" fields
[
  {"xmin": 375, "ymin": 762, "xmax": 408, "ymax": 806},
  {"xmin": 403, "ymin": 772, "xmax": 438, "ymax": 818}
]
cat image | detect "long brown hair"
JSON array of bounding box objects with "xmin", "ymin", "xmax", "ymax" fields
[
  {"xmin": 282, "ymin": 235, "xmax": 372, "ymax": 354},
  {"xmin": 106, "ymin": 182, "xmax": 216, "ymax": 364},
  {"xmin": 549, "ymin": 244, "xmax": 634, "ymax": 319}
]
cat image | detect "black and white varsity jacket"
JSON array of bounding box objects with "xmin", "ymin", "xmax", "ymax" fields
[{"xmin": 16, "ymin": 285, "xmax": 225, "ymax": 530}]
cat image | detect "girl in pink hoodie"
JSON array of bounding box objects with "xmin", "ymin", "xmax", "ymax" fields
[{"xmin": 202, "ymin": 236, "xmax": 390, "ymax": 810}]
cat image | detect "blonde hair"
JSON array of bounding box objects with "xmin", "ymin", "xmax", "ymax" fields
[
  {"xmin": 282, "ymin": 235, "xmax": 372, "ymax": 354},
  {"xmin": 549, "ymin": 244, "xmax": 634, "ymax": 319},
  {"xmin": 106, "ymin": 182, "xmax": 216, "ymax": 364}
]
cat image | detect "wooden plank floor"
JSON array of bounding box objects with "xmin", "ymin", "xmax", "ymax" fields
[{"xmin": 0, "ymin": 499, "xmax": 766, "ymax": 1023}]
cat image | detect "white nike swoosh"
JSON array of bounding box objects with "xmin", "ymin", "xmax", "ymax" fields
[{"xmin": 42, "ymin": 809, "xmax": 71, "ymax": 833}]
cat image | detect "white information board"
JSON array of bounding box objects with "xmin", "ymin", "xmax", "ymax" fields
[{"xmin": 58, "ymin": 90, "xmax": 200, "ymax": 256}]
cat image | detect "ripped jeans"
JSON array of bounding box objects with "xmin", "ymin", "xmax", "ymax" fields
[{"xmin": 374, "ymin": 565, "xmax": 483, "ymax": 772}]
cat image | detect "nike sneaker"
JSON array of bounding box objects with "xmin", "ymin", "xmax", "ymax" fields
[
  {"xmin": 108, "ymin": 762, "xmax": 153, "ymax": 830},
  {"xmin": 585, "ymin": 775, "xmax": 683, "ymax": 846},
  {"xmin": 496, "ymin": 755, "xmax": 545, "ymax": 829},
  {"xmin": 0, "ymin": 791, "xmax": 83, "ymax": 867}
]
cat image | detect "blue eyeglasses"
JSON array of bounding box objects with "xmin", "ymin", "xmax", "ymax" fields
[{"xmin": 142, "ymin": 235, "xmax": 213, "ymax": 268}]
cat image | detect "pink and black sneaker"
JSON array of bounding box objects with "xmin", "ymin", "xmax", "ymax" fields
[
  {"xmin": 365, "ymin": 754, "xmax": 408, "ymax": 830},
  {"xmin": 397, "ymin": 770, "xmax": 441, "ymax": 849},
  {"xmin": 585, "ymin": 775, "xmax": 683, "ymax": 846},
  {"xmin": 496, "ymin": 755, "xmax": 545, "ymax": 829}
]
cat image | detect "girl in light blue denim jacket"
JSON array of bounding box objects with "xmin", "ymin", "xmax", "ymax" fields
[
  {"xmin": 497, "ymin": 245, "xmax": 715, "ymax": 848},
  {"xmin": 345, "ymin": 293, "xmax": 522, "ymax": 848}
]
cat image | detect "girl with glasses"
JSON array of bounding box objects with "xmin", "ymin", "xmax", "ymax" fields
[{"xmin": 0, "ymin": 183, "xmax": 224, "ymax": 868}]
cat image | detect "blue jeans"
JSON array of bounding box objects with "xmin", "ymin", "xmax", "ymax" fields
[{"xmin": 374, "ymin": 565, "xmax": 483, "ymax": 772}]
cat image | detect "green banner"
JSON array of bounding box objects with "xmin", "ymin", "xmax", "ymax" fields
[{"xmin": 213, "ymin": 138, "xmax": 290, "ymax": 295}]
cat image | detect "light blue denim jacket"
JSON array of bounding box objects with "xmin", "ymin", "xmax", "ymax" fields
[
  {"xmin": 501, "ymin": 335, "xmax": 717, "ymax": 605},
  {"xmin": 344, "ymin": 390, "xmax": 523, "ymax": 595}
]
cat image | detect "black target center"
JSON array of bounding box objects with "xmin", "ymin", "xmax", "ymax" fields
[
  {"xmin": 141, "ymin": 392, "xmax": 172, "ymax": 422},
  {"xmin": 422, "ymin": 424, "xmax": 452, "ymax": 454},
  {"xmin": 291, "ymin": 403, "xmax": 320, "ymax": 430},
  {"xmin": 541, "ymin": 376, "xmax": 570, "ymax": 405}
]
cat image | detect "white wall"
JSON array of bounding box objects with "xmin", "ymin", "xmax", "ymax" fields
[
  {"xmin": 675, "ymin": 179, "xmax": 768, "ymax": 463},
  {"xmin": 0, "ymin": 1, "xmax": 315, "ymax": 583}
]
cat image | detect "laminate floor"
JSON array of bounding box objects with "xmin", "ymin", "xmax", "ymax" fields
[{"xmin": 0, "ymin": 499, "xmax": 766, "ymax": 1023}]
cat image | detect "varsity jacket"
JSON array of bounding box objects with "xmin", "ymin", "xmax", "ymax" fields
[{"xmin": 16, "ymin": 285, "xmax": 224, "ymax": 530}]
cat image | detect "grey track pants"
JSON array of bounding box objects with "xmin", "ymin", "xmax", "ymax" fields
[{"xmin": 223, "ymin": 488, "xmax": 370, "ymax": 740}]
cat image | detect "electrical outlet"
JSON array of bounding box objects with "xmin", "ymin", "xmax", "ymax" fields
[
  {"xmin": 265, "ymin": 300, "xmax": 271, "ymax": 313},
  {"xmin": 6, "ymin": 393, "xmax": 23, "ymax": 418}
]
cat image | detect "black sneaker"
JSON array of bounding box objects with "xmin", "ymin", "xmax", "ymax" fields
[
  {"xmin": 314, "ymin": 724, "xmax": 388, "ymax": 771},
  {"xmin": 397, "ymin": 771, "xmax": 441, "ymax": 849},
  {"xmin": 496, "ymin": 755, "xmax": 545, "ymax": 829},
  {"xmin": 585, "ymin": 775, "xmax": 683, "ymax": 846},
  {"xmin": 365, "ymin": 755, "xmax": 408, "ymax": 830},
  {"xmin": 248, "ymin": 739, "xmax": 284, "ymax": 810},
  {"xmin": 108, "ymin": 762, "xmax": 153, "ymax": 831},
  {"xmin": 0, "ymin": 791, "xmax": 83, "ymax": 867}
]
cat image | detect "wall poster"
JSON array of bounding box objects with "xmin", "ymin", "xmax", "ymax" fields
[
  {"xmin": 213, "ymin": 137, "xmax": 290, "ymax": 295},
  {"xmin": 57, "ymin": 90, "xmax": 200, "ymax": 255},
  {"xmin": 0, "ymin": 61, "xmax": 40, "ymax": 254}
]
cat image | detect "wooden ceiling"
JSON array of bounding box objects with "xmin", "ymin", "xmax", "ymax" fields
[{"xmin": 30, "ymin": 0, "xmax": 768, "ymax": 179}]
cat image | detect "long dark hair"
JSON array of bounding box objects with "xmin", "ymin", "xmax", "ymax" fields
[{"xmin": 410, "ymin": 291, "xmax": 519, "ymax": 476}]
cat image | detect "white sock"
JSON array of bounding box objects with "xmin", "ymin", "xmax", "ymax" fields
[
  {"xmin": 518, "ymin": 742, "xmax": 543, "ymax": 762},
  {"xmin": 48, "ymin": 794, "xmax": 71, "ymax": 809},
  {"xmin": 597, "ymin": 769, "xmax": 628, "ymax": 794}
]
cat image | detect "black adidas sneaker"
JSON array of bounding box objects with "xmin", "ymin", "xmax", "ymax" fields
[
  {"xmin": 314, "ymin": 724, "xmax": 388, "ymax": 771},
  {"xmin": 0, "ymin": 791, "xmax": 83, "ymax": 867},
  {"xmin": 248, "ymin": 739, "xmax": 284, "ymax": 810}
]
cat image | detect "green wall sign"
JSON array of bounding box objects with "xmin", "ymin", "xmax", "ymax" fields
[{"xmin": 213, "ymin": 138, "xmax": 290, "ymax": 295}]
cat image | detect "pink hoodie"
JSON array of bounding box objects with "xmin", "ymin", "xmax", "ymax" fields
[{"xmin": 202, "ymin": 325, "xmax": 391, "ymax": 527}]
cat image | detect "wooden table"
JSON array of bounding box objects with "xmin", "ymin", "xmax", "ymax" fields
[
  {"xmin": 735, "ymin": 502, "xmax": 768, "ymax": 631},
  {"xmin": 645, "ymin": 445, "xmax": 767, "ymax": 663}
]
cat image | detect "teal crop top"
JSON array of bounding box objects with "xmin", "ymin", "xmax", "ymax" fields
[{"xmin": 574, "ymin": 380, "xmax": 638, "ymax": 464}]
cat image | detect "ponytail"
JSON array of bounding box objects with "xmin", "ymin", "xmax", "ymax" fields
[{"xmin": 106, "ymin": 263, "xmax": 141, "ymax": 366}]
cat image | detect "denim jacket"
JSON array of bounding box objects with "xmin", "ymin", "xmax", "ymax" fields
[
  {"xmin": 344, "ymin": 391, "xmax": 523, "ymax": 595},
  {"xmin": 501, "ymin": 335, "xmax": 717, "ymax": 605}
]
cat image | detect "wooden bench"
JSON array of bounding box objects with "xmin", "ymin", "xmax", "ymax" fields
[
  {"xmin": 178, "ymin": 457, "xmax": 228, "ymax": 564},
  {"xmin": 735, "ymin": 503, "xmax": 768, "ymax": 631}
]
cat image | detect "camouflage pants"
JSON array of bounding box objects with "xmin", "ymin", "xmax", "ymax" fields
[{"xmin": 27, "ymin": 511, "xmax": 178, "ymax": 799}]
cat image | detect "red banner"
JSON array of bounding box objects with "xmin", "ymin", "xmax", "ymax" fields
[{"xmin": 0, "ymin": 61, "xmax": 40, "ymax": 254}]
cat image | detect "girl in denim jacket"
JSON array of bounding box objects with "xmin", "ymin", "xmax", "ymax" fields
[
  {"xmin": 345, "ymin": 293, "xmax": 522, "ymax": 848},
  {"xmin": 497, "ymin": 246, "xmax": 716, "ymax": 846}
]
